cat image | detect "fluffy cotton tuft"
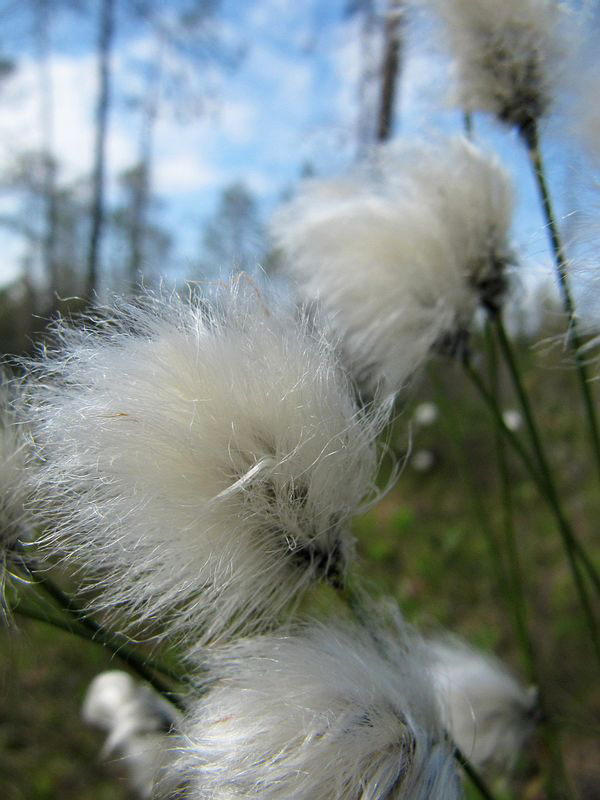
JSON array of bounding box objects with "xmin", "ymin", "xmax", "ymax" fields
[
  {"xmin": 0, "ymin": 377, "xmax": 30, "ymax": 612},
  {"xmin": 178, "ymin": 621, "xmax": 461, "ymax": 799},
  {"xmin": 422, "ymin": 0, "xmax": 567, "ymax": 133},
  {"xmin": 23, "ymin": 284, "xmax": 383, "ymax": 643},
  {"xmin": 426, "ymin": 636, "xmax": 539, "ymax": 771},
  {"xmin": 272, "ymin": 137, "xmax": 513, "ymax": 395},
  {"xmin": 571, "ymin": 64, "xmax": 600, "ymax": 165},
  {"xmin": 82, "ymin": 670, "xmax": 181, "ymax": 799}
]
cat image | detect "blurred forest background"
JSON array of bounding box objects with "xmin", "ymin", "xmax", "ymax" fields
[{"xmin": 0, "ymin": 0, "xmax": 599, "ymax": 798}]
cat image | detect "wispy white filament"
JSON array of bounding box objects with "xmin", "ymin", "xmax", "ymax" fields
[
  {"xmin": 426, "ymin": 635, "xmax": 539, "ymax": 771},
  {"xmin": 23, "ymin": 284, "xmax": 384, "ymax": 644},
  {"xmin": 179, "ymin": 621, "xmax": 461, "ymax": 799},
  {"xmin": 423, "ymin": 0, "xmax": 568, "ymax": 132},
  {"xmin": 0, "ymin": 377, "xmax": 29, "ymax": 611},
  {"xmin": 272, "ymin": 137, "xmax": 513, "ymax": 395},
  {"xmin": 82, "ymin": 671, "xmax": 181, "ymax": 799}
]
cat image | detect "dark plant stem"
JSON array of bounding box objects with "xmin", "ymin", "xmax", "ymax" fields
[
  {"xmin": 454, "ymin": 746, "xmax": 497, "ymax": 800},
  {"xmin": 463, "ymin": 358, "xmax": 600, "ymax": 596},
  {"xmin": 523, "ymin": 122, "xmax": 600, "ymax": 483},
  {"xmin": 13, "ymin": 599, "xmax": 187, "ymax": 713},
  {"xmin": 27, "ymin": 569, "xmax": 187, "ymax": 686},
  {"xmin": 463, "ymin": 111, "xmax": 473, "ymax": 138},
  {"xmin": 376, "ymin": 1, "xmax": 405, "ymax": 142},
  {"xmin": 86, "ymin": 0, "xmax": 115, "ymax": 301},
  {"xmin": 484, "ymin": 325, "xmax": 536, "ymax": 680},
  {"xmin": 495, "ymin": 321, "xmax": 600, "ymax": 667},
  {"xmin": 484, "ymin": 328, "xmax": 575, "ymax": 800},
  {"xmin": 430, "ymin": 366, "xmax": 508, "ymax": 601}
]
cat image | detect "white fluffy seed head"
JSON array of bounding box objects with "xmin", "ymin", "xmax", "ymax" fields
[
  {"xmin": 82, "ymin": 670, "xmax": 178, "ymax": 753},
  {"xmin": 178, "ymin": 621, "xmax": 461, "ymax": 799},
  {"xmin": 426, "ymin": 635, "xmax": 539, "ymax": 772},
  {"xmin": 272, "ymin": 137, "xmax": 513, "ymax": 395},
  {"xmin": 0, "ymin": 376, "xmax": 30, "ymax": 612},
  {"xmin": 23, "ymin": 283, "xmax": 384, "ymax": 644},
  {"xmin": 422, "ymin": 0, "xmax": 568, "ymax": 132},
  {"xmin": 82, "ymin": 670, "xmax": 181, "ymax": 799},
  {"xmin": 571, "ymin": 64, "xmax": 600, "ymax": 164}
]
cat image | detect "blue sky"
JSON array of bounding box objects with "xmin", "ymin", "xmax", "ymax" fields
[{"xmin": 0, "ymin": 0, "xmax": 597, "ymax": 316}]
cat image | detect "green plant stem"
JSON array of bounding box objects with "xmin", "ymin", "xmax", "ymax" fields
[
  {"xmin": 495, "ymin": 320, "xmax": 600, "ymax": 668},
  {"xmin": 463, "ymin": 360, "xmax": 539, "ymax": 478},
  {"xmin": 15, "ymin": 600, "xmax": 87, "ymax": 637},
  {"xmin": 430, "ymin": 366, "xmax": 508, "ymax": 601},
  {"xmin": 484, "ymin": 325, "xmax": 536, "ymax": 681},
  {"xmin": 454, "ymin": 746, "xmax": 497, "ymax": 800},
  {"xmin": 463, "ymin": 111, "xmax": 473, "ymax": 139},
  {"xmin": 523, "ymin": 122, "xmax": 600, "ymax": 483},
  {"xmin": 28, "ymin": 569, "xmax": 186, "ymax": 684},
  {"xmin": 484, "ymin": 328, "xmax": 575, "ymax": 800},
  {"xmin": 463, "ymin": 358, "xmax": 600, "ymax": 596},
  {"xmin": 12, "ymin": 598, "xmax": 187, "ymax": 712}
]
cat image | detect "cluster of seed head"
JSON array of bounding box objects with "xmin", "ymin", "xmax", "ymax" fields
[{"xmin": 17, "ymin": 4, "xmax": 555, "ymax": 781}]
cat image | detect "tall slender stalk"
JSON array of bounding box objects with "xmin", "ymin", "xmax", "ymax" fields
[
  {"xmin": 484, "ymin": 325, "xmax": 536, "ymax": 681},
  {"xmin": 484, "ymin": 329, "xmax": 576, "ymax": 800},
  {"xmin": 430, "ymin": 367, "xmax": 508, "ymax": 601},
  {"xmin": 24, "ymin": 567, "xmax": 187, "ymax": 685},
  {"xmin": 463, "ymin": 111, "xmax": 473, "ymax": 139},
  {"xmin": 494, "ymin": 320, "xmax": 600, "ymax": 667},
  {"xmin": 522, "ymin": 122, "xmax": 600, "ymax": 482},
  {"xmin": 86, "ymin": 0, "xmax": 115, "ymax": 301},
  {"xmin": 463, "ymin": 358, "xmax": 600, "ymax": 595},
  {"xmin": 454, "ymin": 746, "xmax": 497, "ymax": 800},
  {"xmin": 376, "ymin": 1, "xmax": 405, "ymax": 142},
  {"xmin": 12, "ymin": 597, "xmax": 187, "ymax": 713}
]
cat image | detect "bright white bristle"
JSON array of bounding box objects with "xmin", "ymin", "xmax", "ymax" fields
[
  {"xmin": 23, "ymin": 283, "xmax": 384, "ymax": 644},
  {"xmin": 179, "ymin": 621, "xmax": 461, "ymax": 799},
  {"xmin": 272, "ymin": 137, "xmax": 513, "ymax": 395},
  {"xmin": 0, "ymin": 377, "xmax": 30, "ymax": 611},
  {"xmin": 426, "ymin": 635, "xmax": 539, "ymax": 771}
]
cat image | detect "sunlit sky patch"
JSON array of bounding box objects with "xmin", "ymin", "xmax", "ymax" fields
[{"xmin": 0, "ymin": 0, "xmax": 598, "ymax": 316}]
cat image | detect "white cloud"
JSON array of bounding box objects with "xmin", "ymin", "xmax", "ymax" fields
[
  {"xmin": 154, "ymin": 153, "xmax": 221, "ymax": 193},
  {"xmin": 0, "ymin": 52, "xmax": 137, "ymax": 185},
  {"xmin": 214, "ymin": 100, "xmax": 257, "ymax": 144}
]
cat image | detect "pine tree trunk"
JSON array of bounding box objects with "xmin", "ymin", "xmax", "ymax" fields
[
  {"xmin": 376, "ymin": 0, "xmax": 405, "ymax": 142},
  {"xmin": 86, "ymin": 0, "xmax": 115, "ymax": 302}
]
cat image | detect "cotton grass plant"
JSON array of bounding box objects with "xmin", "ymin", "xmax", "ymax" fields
[
  {"xmin": 22, "ymin": 283, "xmax": 385, "ymax": 646},
  {"xmin": 180, "ymin": 621, "xmax": 461, "ymax": 800},
  {"xmin": 425, "ymin": 635, "xmax": 540, "ymax": 773},
  {"xmin": 82, "ymin": 670, "xmax": 182, "ymax": 799},
  {"xmin": 271, "ymin": 136, "xmax": 513, "ymax": 396},
  {"xmin": 4, "ymin": 278, "xmax": 520, "ymax": 800},
  {"xmin": 422, "ymin": 0, "xmax": 568, "ymax": 134},
  {"xmin": 3, "ymin": 2, "xmax": 600, "ymax": 799},
  {"xmin": 0, "ymin": 376, "xmax": 31, "ymax": 616}
]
